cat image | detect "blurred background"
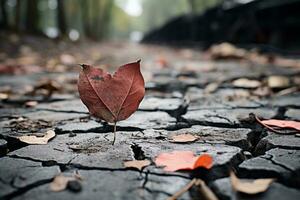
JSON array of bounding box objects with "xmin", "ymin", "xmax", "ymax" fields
[{"xmin": 1, "ymin": 0, "xmax": 300, "ymax": 50}]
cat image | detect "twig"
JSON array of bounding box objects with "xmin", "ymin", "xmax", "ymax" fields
[
  {"xmin": 112, "ymin": 122, "xmax": 117, "ymax": 145},
  {"xmin": 167, "ymin": 178, "xmax": 197, "ymax": 200},
  {"xmin": 195, "ymin": 179, "xmax": 219, "ymax": 200},
  {"xmin": 254, "ymin": 115, "xmax": 284, "ymax": 134}
]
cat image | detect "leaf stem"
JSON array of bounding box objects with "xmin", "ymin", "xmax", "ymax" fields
[
  {"xmin": 167, "ymin": 178, "xmax": 197, "ymax": 200},
  {"xmin": 112, "ymin": 122, "xmax": 117, "ymax": 145}
]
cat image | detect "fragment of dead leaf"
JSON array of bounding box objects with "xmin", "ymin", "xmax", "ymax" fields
[
  {"xmin": 204, "ymin": 82, "xmax": 219, "ymax": 94},
  {"xmin": 170, "ymin": 134, "xmax": 198, "ymax": 143},
  {"xmin": 261, "ymin": 119, "xmax": 300, "ymax": 132},
  {"xmin": 230, "ymin": 171, "xmax": 274, "ymax": 194},
  {"xmin": 123, "ymin": 160, "xmax": 151, "ymax": 170},
  {"xmin": 17, "ymin": 130, "xmax": 55, "ymax": 144},
  {"xmin": 209, "ymin": 42, "xmax": 246, "ymax": 60},
  {"xmin": 232, "ymin": 78, "xmax": 261, "ymax": 88},
  {"xmin": 267, "ymin": 76, "xmax": 290, "ymax": 89},
  {"xmin": 50, "ymin": 175, "xmax": 76, "ymax": 192},
  {"xmin": 25, "ymin": 101, "xmax": 38, "ymax": 107},
  {"xmin": 0, "ymin": 92, "xmax": 9, "ymax": 100},
  {"xmin": 155, "ymin": 151, "xmax": 213, "ymax": 172}
]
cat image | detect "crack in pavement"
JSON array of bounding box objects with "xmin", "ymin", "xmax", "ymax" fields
[
  {"xmin": 2, "ymin": 178, "xmax": 53, "ymax": 199},
  {"xmin": 262, "ymin": 154, "xmax": 294, "ymax": 173}
]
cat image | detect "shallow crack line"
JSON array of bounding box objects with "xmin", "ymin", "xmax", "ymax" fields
[
  {"xmin": 55, "ymin": 126, "xmax": 144, "ymax": 135},
  {"xmin": 208, "ymin": 114, "xmax": 233, "ymax": 124},
  {"xmin": 5, "ymin": 156, "xmax": 192, "ymax": 180},
  {"xmin": 143, "ymin": 171, "xmax": 191, "ymax": 180},
  {"xmin": 0, "ymin": 176, "xmax": 14, "ymax": 188},
  {"xmin": 187, "ymin": 120, "xmax": 240, "ymax": 129},
  {"xmin": 67, "ymin": 155, "xmax": 79, "ymax": 165},
  {"xmin": 143, "ymin": 186, "xmax": 173, "ymax": 197},
  {"xmin": 8, "ymin": 156, "xmax": 202, "ymax": 181},
  {"xmin": 262, "ymin": 154, "xmax": 294, "ymax": 173},
  {"xmin": 2, "ymin": 178, "xmax": 52, "ymax": 199},
  {"xmin": 35, "ymin": 108, "xmax": 88, "ymax": 114},
  {"xmin": 187, "ymin": 105, "xmax": 267, "ymax": 111},
  {"xmin": 142, "ymin": 171, "xmax": 149, "ymax": 188},
  {"xmin": 7, "ymin": 154, "xmax": 60, "ymax": 166}
]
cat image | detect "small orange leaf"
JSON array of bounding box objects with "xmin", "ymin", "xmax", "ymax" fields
[
  {"xmin": 194, "ymin": 154, "xmax": 213, "ymax": 169},
  {"xmin": 261, "ymin": 119, "xmax": 300, "ymax": 131},
  {"xmin": 155, "ymin": 151, "xmax": 213, "ymax": 172}
]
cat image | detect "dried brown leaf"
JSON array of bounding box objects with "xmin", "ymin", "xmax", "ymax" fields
[
  {"xmin": 18, "ymin": 130, "xmax": 55, "ymax": 144},
  {"xmin": 170, "ymin": 134, "xmax": 198, "ymax": 143},
  {"xmin": 123, "ymin": 160, "xmax": 151, "ymax": 171},
  {"xmin": 230, "ymin": 172, "xmax": 274, "ymax": 194},
  {"xmin": 50, "ymin": 175, "xmax": 75, "ymax": 192},
  {"xmin": 232, "ymin": 78, "xmax": 261, "ymax": 89},
  {"xmin": 267, "ymin": 76, "xmax": 290, "ymax": 89}
]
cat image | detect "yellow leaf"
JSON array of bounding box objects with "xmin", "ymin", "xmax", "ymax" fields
[
  {"xmin": 123, "ymin": 160, "xmax": 151, "ymax": 171},
  {"xmin": 50, "ymin": 175, "xmax": 75, "ymax": 192},
  {"xmin": 230, "ymin": 172, "xmax": 274, "ymax": 194},
  {"xmin": 18, "ymin": 130, "xmax": 55, "ymax": 145}
]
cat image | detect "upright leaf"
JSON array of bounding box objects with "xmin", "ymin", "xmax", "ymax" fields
[{"xmin": 78, "ymin": 60, "xmax": 145, "ymax": 123}]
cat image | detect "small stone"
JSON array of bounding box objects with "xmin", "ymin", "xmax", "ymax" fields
[
  {"xmin": 69, "ymin": 132, "xmax": 77, "ymax": 137},
  {"xmin": 67, "ymin": 180, "xmax": 82, "ymax": 192},
  {"xmin": 243, "ymin": 151, "xmax": 252, "ymax": 159}
]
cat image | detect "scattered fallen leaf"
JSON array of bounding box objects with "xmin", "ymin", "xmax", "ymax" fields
[
  {"xmin": 156, "ymin": 56, "xmax": 168, "ymax": 68},
  {"xmin": 273, "ymin": 57, "xmax": 300, "ymax": 68},
  {"xmin": 29, "ymin": 80, "xmax": 61, "ymax": 98},
  {"xmin": 267, "ymin": 76, "xmax": 290, "ymax": 89},
  {"xmin": 60, "ymin": 54, "xmax": 76, "ymax": 65},
  {"xmin": 123, "ymin": 160, "xmax": 151, "ymax": 170},
  {"xmin": 25, "ymin": 101, "xmax": 38, "ymax": 107},
  {"xmin": 50, "ymin": 175, "xmax": 76, "ymax": 192},
  {"xmin": 209, "ymin": 43, "xmax": 246, "ymax": 60},
  {"xmin": 170, "ymin": 134, "xmax": 198, "ymax": 143},
  {"xmin": 261, "ymin": 119, "xmax": 300, "ymax": 131},
  {"xmin": 17, "ymin": 130, "xmax": 55, "ymax": 144},
  {"xmin": 0, "ymin": 92, "xmax": 9, "ymax": 100},
  {"xmin": 204, "ymin": 82, "xmax": 219, "ymax": 94},
  {"xmin": 0, "ymin": 64, "xmax": 41, "ymax": 75},
  {"xmin": 275, "ymin": 87, "xmax": 299, "ymax": 96},
  {"xmin": 252, "ymin": 87, "xmax": 272, "ymax": 97},
  {"xmin": 78, "ymin": 60, "xmax": 145, "ymax": 123},
  {"xmin": 230, "ymin": 172, "xmax": 274, "ymax": 194},
  {"xmin": 232, "ymin": 78, "xmax": 261, "ymax": 88},
  {"xmin": 155, "ymin": 151, "xmax": 213, "ymax": 172}
]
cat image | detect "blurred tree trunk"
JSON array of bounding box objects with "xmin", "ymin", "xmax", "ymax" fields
[
  {"xmin": 187, "ymin": 0, "xmax": 196, "ymax": 14},
  {"xmin": 15, "ymin": 0, "xmax": 21, "ymax": 32},
  {"xmin": 0, "ymin": 0, "xmax": 8, "ymax": 29},
  {"xmin": 81, "ymin": 0, "xmax": 93, "ymax": 39},
  {"xmin": 57, "ymin": 0, "xmax": 67, "ymax": 36},
  {"xmin": 98, "ymin": 0, "xmax": 113, "ymax": 39},
  {"xmin": 80, "ymin": 0, "xmax": 113, "ymax": 40},
  {"xmin": 26, "ymin": 0, "xmax": 39, "ymax": 33}
]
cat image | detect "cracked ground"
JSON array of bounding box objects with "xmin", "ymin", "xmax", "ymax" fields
[{"xmin": 0, "ymin": 35, "xmax": 300, "ymax": 200}]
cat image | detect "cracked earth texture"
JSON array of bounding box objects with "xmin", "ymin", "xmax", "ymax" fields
[{"xmin": 0, "ymin": 41, "xmax": 300, "ymax": 200}]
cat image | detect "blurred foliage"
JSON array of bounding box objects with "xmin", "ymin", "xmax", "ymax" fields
[{"xmin": 0, "ymin": 0, "xmax": 222, "ymax": 41}]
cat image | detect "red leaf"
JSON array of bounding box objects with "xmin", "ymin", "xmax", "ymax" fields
[
  {"xmin": 78, "ymin": 60, "xmax": 145, "ymax": 123},
  {"xmin": 154, "ymin": 151, "xmax": 213, "ymax": 172},
  {"xmin": 261, "ymin": 119, "xmax": 300, "ymax": 131}
]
